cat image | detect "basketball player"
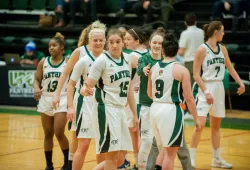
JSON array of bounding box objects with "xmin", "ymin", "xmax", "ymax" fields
[
  {"xmin": 52, "ymin": 21, "xmax": 106, "ymax": 169},
  {"xmin": 147, "ymin": 33, "xmax": 201, "ymax": 170},
  {"xmin": 34, "ymin": 33, "xmax": 69, "ymax": 170},
  {"xmin": 123, "ymin": 27, "xmax": 149, "ymax": 170},
  {"xmin": 136, "ymin": 28, "xmax": 165, "ymax": 170},
  {"xmin": 67, "ymin": 27, "xmax": 106, "ymax": 170},
  {"xmin": 190, "ymin": 21, "xmax": 245, "ymax": 169},
  {"xmin": 80, "ymin": 28, "xmax": 139, "ymax": 170}
]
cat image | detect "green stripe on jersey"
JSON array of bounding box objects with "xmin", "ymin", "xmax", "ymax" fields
[
  {"xmin": 168, "ymin": 103, "xmax": 183, "ymax": 145},
  {"xmin": 171, "ymin": 80, "xmax": 183, "ymax": 103}
]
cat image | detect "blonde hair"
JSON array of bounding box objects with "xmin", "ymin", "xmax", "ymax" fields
[{"xmin": 77, "ymin": 21, "xmax": 107, "ymax": 47}]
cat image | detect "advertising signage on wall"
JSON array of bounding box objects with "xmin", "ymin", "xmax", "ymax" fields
[{"xmin": 8, "ymin": 70, "xmax": 35, "ymax": 98}]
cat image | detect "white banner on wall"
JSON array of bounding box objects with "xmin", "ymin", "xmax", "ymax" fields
[{"xmin": 8, "ymin": 70, "xmax": 35, "ymax": 98}]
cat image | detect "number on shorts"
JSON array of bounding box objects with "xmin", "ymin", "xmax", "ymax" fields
[
  {"xmin": 215, "ymin": 66, "xmax": 220, "ymax": 77},
  {"xmin": 155, "ymin": 79, "xmax": 164, "ymax": 98},
  {"xmin": 47, "ymin": 80, "xmax": 58, "ymax": 92},
  {"xmin": 119, "ymin": 81, "xmax": 129, "ymax": 97}
]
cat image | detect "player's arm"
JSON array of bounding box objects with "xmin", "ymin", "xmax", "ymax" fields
[
  {"xmin": 180, "ymin": 66, "xmax": 201, "ymax": 129},
  {"xmin": 131, "ymin": 54, "xmax": 139, "ymax": 69},
  {"xmin": 222, "ymin": 45, "xmax": 245, "ymax": 95},
  {"xmin": 137, "ymin": 56, "xmax": 147, "ymax": 76},
  {"xmin": 67, "ymin": 58, "xmax": 85, "ymax": 121},
  {"xmin": 128, "ymin": 80, "xmax": 139, "ymax": 131},
  {"xmin": 193, "ymin": 46, "xmax": 207, "ymax": 91},
  {"xmin": 147, "ymin": 69, "xmax": 153, "ymax": 99},
  {"xmin": 179, "ymin": 66, "xmax": 199, "ymax": 121},
  {"xmin": 52, "ymin": 48, "xmax": 80, "ymax": 109},
  {"xmin": 81, "ymin": 56, "xmax": 105, "ymax": 96},
  {"xmin": 33, "ymin": 58, "xmax": 45, "ymax": 100}
]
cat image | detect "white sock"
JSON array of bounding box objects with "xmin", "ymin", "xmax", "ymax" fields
[
  {"xmin": 190, "ymin": 148, "xmax": 197, "ymax": 159},
  {"xmin": 125, "ymin": 153, "xmax": 129, "ymax": 161},
  {"xmin": 134, "ymin": 153, "xmax": 138, "ymax": 166},
  {"xmin": 213, "ymin": 148, "xmax": 220, "ymax": 159},
  {"xmin": 68, "ymin": 152, "xmax": 74, "ymax": 161}
]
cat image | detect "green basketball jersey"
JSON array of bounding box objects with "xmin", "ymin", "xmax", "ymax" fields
[{"xmin": 137, "ymin": 53, "xmax": 162, "ymax": 106}]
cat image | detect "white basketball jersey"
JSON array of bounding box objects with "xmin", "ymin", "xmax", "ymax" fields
[
  {"xmin": 151, "ymin": 61, "xmax": 184, "ymax": 104},
  {"xmin": 200, "ymin": 43, "xmax": 225, "ymax": 81},
  {"xmin": 93, "ymin": 52, "xmax": 131, "ymax": 107},
  {"xmin": 75, "ymin": 45, "xmax": 88, "ymax": 91},
  {"xmin": 42, "ymin": 56, "xmax": 67, "ymax": 96}
]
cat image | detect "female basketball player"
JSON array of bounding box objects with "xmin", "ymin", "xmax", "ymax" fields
[
  {"xmin": 190, "ymin": 21, "xmax": 245, "ymax": 169},
  {"xmin": 67, "ymin": 27, "xmax": 106, "ymax": 170},
  {"xmin": 34, "ymin": 33, "xmax": 69, "ymax": 170},
  {"xmin": 80, "ymin": 28, "xmax": 139, "ymax": 170},
  {"xmin": 124, "ymin": 27, "xmax": 149, "ymax": 169},
  {"xmin": 52, "ymin": 21, "xmax": 106, "ymax": 169},
  {"xmin": 147, "ymin": 33, "xmax": 201, "ymax": 170},
  {"xmin": 136, "ymin": 28, "xmax": 165, "ymax": 170}
]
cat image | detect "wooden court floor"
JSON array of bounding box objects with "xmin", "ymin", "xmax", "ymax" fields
[{"xmin": 0, "ymin": 113, "xmax": 250, "ymax": 170}]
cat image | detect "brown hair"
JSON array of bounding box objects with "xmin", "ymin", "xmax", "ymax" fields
[
  {"xmin": 107, "ymin": 28, "xmax": 124, "ymax": 41},
  {"xmin": 185, "ymin": 13, "xmax": 196, "ymax": 26},
  {"xmin": 203, "ymin": 21, "xmax": 223, "ymax": 42},
  {"xmin": 52, "ymin": 32, "xmax": 65, "ymax": 49},
  {"xmin": 127, "ymin": 27, "xmax": 149, "ymax": 45},
  {"xmin": 77, "ymin": 24, "xmax": 92, "ymax": 47},
  {"xmin": 149, "ymin": 27, "xmax": 166, "ymax": 42}
]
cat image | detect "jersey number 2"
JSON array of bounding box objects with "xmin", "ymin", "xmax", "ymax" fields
[
  {"xmin": 215, "ymin": 66, "xmax": 220, "ymax": 77},
  {"xmin": 155, "ymin": 79, "xmax": 164, "ymax": 98},
  {"xmin": 47, "ymin": 80, "xmax": 58, "ymax": 92},
  {"xmin": 119, "ymin": 81, "xmax": 129, "ymax": 97}
]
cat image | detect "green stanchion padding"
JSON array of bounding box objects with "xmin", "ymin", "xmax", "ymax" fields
[
  {"xmin": 0, "ymin": 0, "xmax": 10, "ymax": 9},
  {"xmin": 3, "ymin": 36, "xmax": 16, "ymax": 43},
  {"xmin": 30, "ymin": 0, "xmax": 46, "ymax": 10},
  {"xmin": 105, "ymin": 0, "xmax": 119, "ymax": 13},
  {"xmin": 13, "ymin": 0, "xmax": 28, "ymax": 9},
  {"xmin": 225, "ymin": 44, "xmax": 239, "ymax": 52},
  {"xmin": 64, "ymin": 48, "xmax": 73, "ymax": 58}
]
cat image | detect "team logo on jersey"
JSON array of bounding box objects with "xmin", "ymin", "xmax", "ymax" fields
[
  {"xmin": 81, "ymin": 128, "xmax": 89, "ymax": 133},
  {"xmin": 111, "ymin": 139, "xmax": 119, "ymax": 145},
  {"xmin": 159, "ymin": 70, "xmax": 163, "ymax": 76},
  {"xmin": 110, "ymin": 64, "xmax": 114, "ymax": 67},
  {"xmin": 89, "ymin": 64, "xmax": 92, "ymax": 67}
]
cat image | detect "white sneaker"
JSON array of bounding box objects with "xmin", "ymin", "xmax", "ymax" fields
[
  {"xmin": 211, "ymin": 158, "xmax": 233, "ymax": 169},
  {"xmin": 191, "ymin": 158, "xmax": 196, "ymax": 169},
  {"xmin": 184, "ymin": 113, "xmax": 193, "ymax": 120}
]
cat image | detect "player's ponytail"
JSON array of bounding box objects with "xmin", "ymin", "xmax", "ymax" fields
[
  {"xmin": 203, "ymin": 21, "xmax": 223, "ymax": 42},
  {"xmin": 52, "ymin": 32, "xmax": 65, "ymax": 49},
  {"xmin": 203, "ymin": 24, "xmax": 209, "ymax": 42},
  {"xmin": 78, "ymin": 24, "xmax": 92, "ymax": 47}
]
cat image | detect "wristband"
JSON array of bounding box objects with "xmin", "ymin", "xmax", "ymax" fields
[{"xmin": 203, "ymin": 89, "xmax": 209, "ymax": 95}]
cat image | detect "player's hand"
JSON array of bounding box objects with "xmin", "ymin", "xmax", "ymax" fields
[
  {"xmin": 84, "ymin": 0, "xmax": 89, "ymax": 2},
  {"xmin": 224, "ymin": 1, "xmax": 231, "ymax": 11},
  {"xmin": 80, "ymin": 83, "xmax": 93, "ymax": 96},
  {"xmin": 52, "ymin": 95, "xmax": 60, "ymax": 110},
  {"xmin": 67, "ymin": 106, "xmax": 75, "ymax": 122},
  {"xmin": 237, "ymin": 83, "xmax": 245, "ymax": 95},
  {"xmin": 205, "ymin": 93, "xmax": 213, "ymax": 105},
  {"xmin": 195, "ymin": 118, "xmax": 202, "ymax": 130},
  {"xmin": 143, "ymin": 1, "xmax": 150, "ymax": 9},
  {"xmin": 34, "ymin": 87, "xmax": 42, "ymax": 101},
  {"xmin": 143, "ymin": 64, "xmax": 150, "ymax": 76},
  {"xmin": 132, "ymin": 115, "xmax": 139, "ymax": 132}
]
